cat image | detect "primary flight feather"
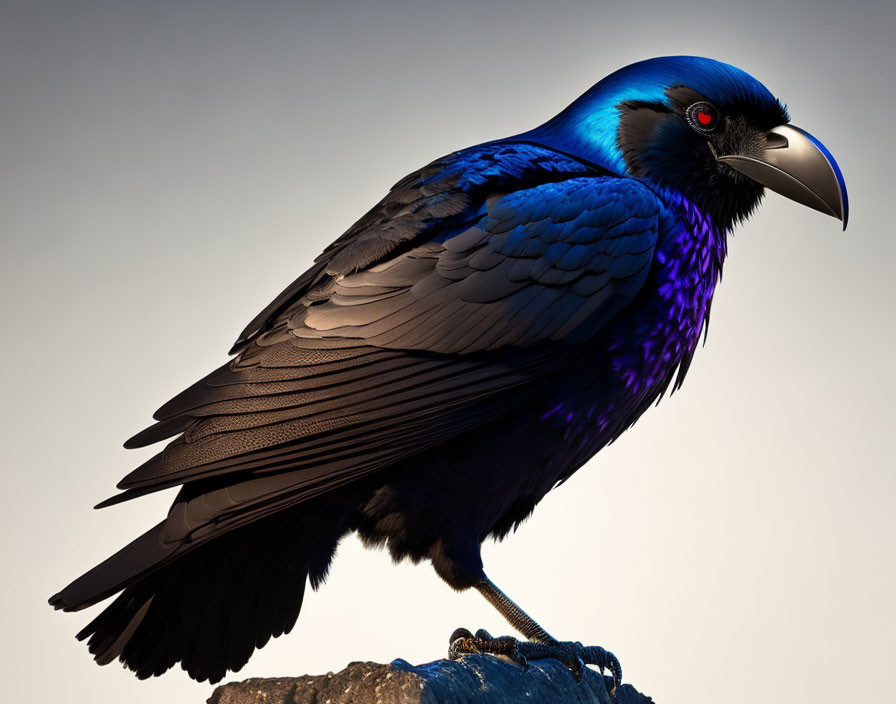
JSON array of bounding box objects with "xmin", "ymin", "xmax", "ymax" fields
[{"xmin": 50, "ymin": 55, "xmax": 847, "ymax": 684}]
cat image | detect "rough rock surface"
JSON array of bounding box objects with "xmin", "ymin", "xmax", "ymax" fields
[{"xmin": 207, "ymin": 654, "xmax": 653, "ymax": 704}]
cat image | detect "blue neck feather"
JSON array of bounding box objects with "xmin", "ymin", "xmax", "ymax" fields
[{"xmin": 518, "ymin": 56, "xmax": 780, "ymax": 177}]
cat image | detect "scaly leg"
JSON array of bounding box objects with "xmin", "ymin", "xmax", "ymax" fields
[{"xmin": 448, "ymin": 575, "xmax": 622, "ymax": 690}]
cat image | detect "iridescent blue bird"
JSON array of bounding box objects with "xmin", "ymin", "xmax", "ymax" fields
[{"xmin": 50, "ymin": 56, "xmax": 847, "ymax": 685}]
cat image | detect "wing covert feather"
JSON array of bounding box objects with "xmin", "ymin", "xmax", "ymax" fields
[{"xmin": 289, "ymin": 177, "xmax": 660, "ymax": 353}]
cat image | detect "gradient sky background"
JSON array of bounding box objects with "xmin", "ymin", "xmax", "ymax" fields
[{"xmin": 2, "ymin": 2, "xmax": 893, "ymax": 703}]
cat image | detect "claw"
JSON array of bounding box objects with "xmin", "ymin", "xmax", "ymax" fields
[
  {"xmin": 448, "ymin": 640, "xmax": 460, "ymax": 660},
  {"xmin": 449, "ymin": 627, "xmax": 473, "ymax": 644},
  {"xmin": 582, "ymin": 644, "xmax": 622, "ymax": 692},
  {"xmin": 445, "ymin": 627, "xmax": 620, "ymax": 691},
  {"xmin": 448, "ymin": 627, "xmax": 475, "ymax": 660}
]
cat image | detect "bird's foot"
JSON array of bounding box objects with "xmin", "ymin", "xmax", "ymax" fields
[{"xmin": 448, "ymin": 627, "xmax": 621, "ymax": 691}]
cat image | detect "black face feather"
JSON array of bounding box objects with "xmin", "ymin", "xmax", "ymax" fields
[{"xmin": 616, "ymin": 84, "xmax": 789, "ymax": 230}]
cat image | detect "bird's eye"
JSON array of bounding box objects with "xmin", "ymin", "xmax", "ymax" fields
[{"xmin": 686, "ymin": 102, "xmax": 721, "ymax": 135}]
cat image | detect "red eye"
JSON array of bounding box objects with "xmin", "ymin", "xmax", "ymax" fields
[{"xmin": 687, "ymin": 101, "xmax": 721, "ymax": 134}]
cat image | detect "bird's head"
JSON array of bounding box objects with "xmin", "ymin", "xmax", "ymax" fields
[{"xmin": 524, "ymin": 56, "xmax": 848, "ymax": 231}]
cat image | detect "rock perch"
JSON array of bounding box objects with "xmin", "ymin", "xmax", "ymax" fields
[{"xmin": 207, "ymin": 654, "xmax": 653, "ymax": 704}]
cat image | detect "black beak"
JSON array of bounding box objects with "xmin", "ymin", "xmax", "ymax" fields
[{"xmin": 716, "ymin": 124, "xmax": 848, "ymax": 230}]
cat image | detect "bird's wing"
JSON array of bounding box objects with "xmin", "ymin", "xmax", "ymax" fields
[
  {"xmin": 101, "ymin": 148, "xmax": 664, "ymax": 551},
  {"xmin": 285, "ymin": 176, "xmax": 660, "ymax": 353},
  {"xmin": 230, "ymin": 141, "xmax": 601, "ymax": 352}
]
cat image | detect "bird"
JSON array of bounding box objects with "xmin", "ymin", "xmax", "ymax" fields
[{"xmin": 50, "ymin": 55, "xmax": 848, "ymax": 686}]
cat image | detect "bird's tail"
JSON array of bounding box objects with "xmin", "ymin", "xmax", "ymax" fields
[{"xmin": 49, "ymin": 505, "xmax": 343, "ymax": 683}]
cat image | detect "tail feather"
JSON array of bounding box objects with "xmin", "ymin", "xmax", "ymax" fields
[
  {"xmin": 52, "ymin": 502, "xmax": 342, "ymax": 683},
  {"xmin": 89, "ymin": 597, "xmax": 153, "ymax": 666},
  {"xmin": 50, "ymin": 521, "xmax": 173, "ymax": 612}
]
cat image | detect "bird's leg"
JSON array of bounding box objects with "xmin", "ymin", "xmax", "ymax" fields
[
  {"xmin": 448, "ymin": 575, "xmax": 622, "ymax": 690},
  {"xmin": 475, "ymin": 576, "xmax": 554, "ymax": 641}
]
